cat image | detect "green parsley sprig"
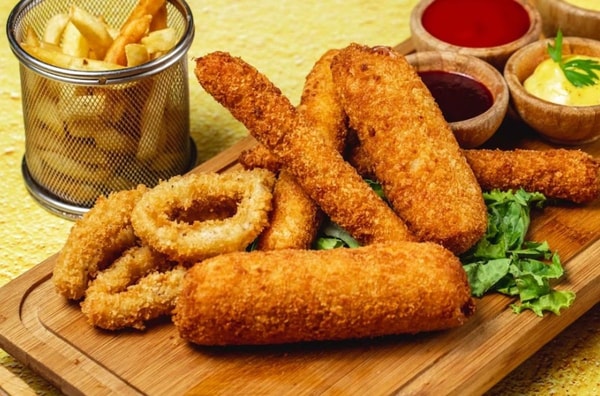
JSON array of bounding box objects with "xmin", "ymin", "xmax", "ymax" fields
[{"xmin": 548, "ymin": 29, "xmax": 600, "ymax": 87}]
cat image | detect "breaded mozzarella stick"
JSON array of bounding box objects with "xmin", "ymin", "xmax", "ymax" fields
[
  {"xmin": 464, "ymin": 148, "xmax": 600, "ymax": 204},
  {"xmin": 256, "ymin": 49, "xmax": 346, "ymax": 250},
  {"xmin": 173, "ymin": 242, "xmax": 475, "ymax": 345},
  {"xmin": 195, "ymin": 51, "xmax": 412, "ymax": 245},
  {"xmin": 331, "ymin": 44, "xmax": 487, "ymax": 254}
]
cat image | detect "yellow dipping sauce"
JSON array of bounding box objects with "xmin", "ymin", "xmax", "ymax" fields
[
  {"xmin": 564, "ymin": 0, "xmax": 600, "ymax": 11},
  {"xmin": 523, "ymin": 55, "xmax": 600, "ymax": 106}
]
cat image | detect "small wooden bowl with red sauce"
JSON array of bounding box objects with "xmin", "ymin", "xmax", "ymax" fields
[
  {"xmin": 410, "ymin": 0, "xmax": 543, "ymax": 70},
  {"xmin": 537, "ymin": 0, "xmax": 600, "ymax": 41},
  {"xmin": 406, "ymin": 51, "xmax": 509, "ymax": 148}
]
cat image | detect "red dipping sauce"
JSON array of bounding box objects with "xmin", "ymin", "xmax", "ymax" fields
[
  {"xmin": 422, "ymin": 0, "xmax": 530, "ymax": 48},
  {"xmin": 418, "ymin": 71, "xmax": 493, "ymax": 122}
]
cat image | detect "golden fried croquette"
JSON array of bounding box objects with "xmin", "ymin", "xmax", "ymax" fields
[
  {"xmin": 464, "ymin": 148, "xmax": 600, "ymax": 203},
  {"xmin": 195, "ymin": 51, "xmax": 412, "ymax": 245},
  {"xmin": 173, "ymin": 241, "xmax": 475, "ymax": 346},
  {"xmin": 257, "ymin": 170, "xmax": 323, "ymax": 250},
  {"xmin": 255, "ymin": 49, "xmax": 347, "ymax": 250},
  {"xmin": 331, "ymin": 44, "xmax": 487, "ymax": 254}
]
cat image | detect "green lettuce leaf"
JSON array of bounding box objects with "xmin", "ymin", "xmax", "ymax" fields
[{"xmin": 460, "ymin": 188, "xmax": 575, "ymax": 316}]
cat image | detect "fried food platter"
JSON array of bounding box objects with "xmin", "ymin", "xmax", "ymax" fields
[{"xmin": 1, "ymin": 39, "xmax": 600, "ymax": 395}]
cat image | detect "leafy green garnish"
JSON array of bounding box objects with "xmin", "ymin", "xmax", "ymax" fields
[
  {"xmin": 548, "ymin": 29, "xmax": 600, "ymax": 87},
  {"xmin": 314, "ymin": 221, "xmax": 360, "ymax": 250},
  {"xmin": 460, "ymin": 189, "xmax": 575, "ymax": 316}
]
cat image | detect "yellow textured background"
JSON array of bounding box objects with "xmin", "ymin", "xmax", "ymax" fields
[{"xmin": 0, "ymin": 0, "xmax": 598, "ymax": 394}]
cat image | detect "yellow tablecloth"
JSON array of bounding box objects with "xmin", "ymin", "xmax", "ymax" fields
[{"xmin": 0, "ymin": 0, "xmax": 598, "ymax": 394}]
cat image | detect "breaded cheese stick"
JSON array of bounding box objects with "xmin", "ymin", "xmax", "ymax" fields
[
  {"xmin": 256, "ymin": 49, "xmax": 346, "ymax": 250},
  {"xmin": 331, "ymin": 44, "xmax": 486, "ymax": 254},
  {"xmin": 257, "ymin": 170, "xmax": 323, "ymax": 250},
  {"xmin": 347, "ymin": 142, "xmax": 600, "ymax": 204},
  {"xmin": 195, "ymin": 51, "xmax": 412, "ymax": 245},
  {"xmin": 239, "ymin": 49, "xmax": 348, "ymax": 172},
  {"xmin": 463, "ymin": 148, "xmax": 600, "ymax": 204},
  {"xmin": 173, "ymin": 242, "xmax": 475, "ymax": 345}
]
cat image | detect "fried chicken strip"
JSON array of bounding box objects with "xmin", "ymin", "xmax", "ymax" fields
[
  {"xmin": 173, "ymin": 242, "xmax": 475, "ymax": 346},
  {"xmin": 255, "ymin": 49, "xmax": 346, "ymax": 250},
  {"xmin": 195, "ymin": 51, "xmax": 412, "ymax": 245},
  {"xmin": 463, "ymin": 149, "xmax": 600, "ymax": 204},
  {"xmin": 331, "ymin": 44, "xmax": 486, "ymax": 254}
]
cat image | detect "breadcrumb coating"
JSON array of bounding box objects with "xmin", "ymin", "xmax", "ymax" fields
[
  {"xmin": 331, "ymin": 44, "xmax": 487, "ymax": 254},
  {"xmin": 464, "ymin": 148, "xmax": 600, "ymax": 203},
  {"xmin": 174, "ymin": 242, "xmax": 475, "ymax": 345},
  {"xmin": 195, "ymin": 51, "xmax": 412, "ymax": 245},
  {"xmin": 53, "ymin": 185, "xmax": 147, "ymax": 300}
]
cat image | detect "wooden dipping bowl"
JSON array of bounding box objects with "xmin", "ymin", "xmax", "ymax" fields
[
  {"xmin": 536, "ymin": 0, "xmax": 600, "ymax": 41},
  {"xmin": 409, "ymin": 0, "xmax": 542, "ymax": 70},
  {"xmin": 504, "ymin": 36, "xmax": 600, "ymax": 145},
  {"xmin": 406, "ymin": 51, "xmax": 509, "ymax": 148}
]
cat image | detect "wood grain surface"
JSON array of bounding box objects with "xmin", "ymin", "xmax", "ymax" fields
[{"xmin": 0, "ymin": 39, "xmax": 599, "ymax": 395}]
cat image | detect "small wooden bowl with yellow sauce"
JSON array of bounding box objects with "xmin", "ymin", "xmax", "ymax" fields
[
  {"xmin": 409, "ymin": 0, "xmax": 542, "ymax": 70},
  {"xmin": 536, "ymin": 0, "xmax": 600, "ymax": 41},
  {"xmin": 406, "ymin": 51, "xmax": 509, "ymax": 148},
  {"xmin": 504, "ymin": 36, "xmax": 600, "ymax": 145}
]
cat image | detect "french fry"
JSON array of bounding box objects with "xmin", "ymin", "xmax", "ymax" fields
[
  {"xmin": 23, "ymin": 26, "xmax": 40, "ymax": 47},
  {"xmin": 92, "ymin": 126, "xmax": 138, "ymax": 154},
  {"xmin": 150, "ymin": 3, "xmax": 168, "ymax": 31},
  {"xmin": 22, "ymin": 43, "xmax": 124, "ymax": 70},
  {"xmin": 68, "ymin": 5, "xmax": 113, "ymax": 59},
  {"xmin": 137, "ymin": 79, "xmax": 169, "ymax": 161},
  {"xmin": 38, "ymin": 149, "xmax": 112, "ymax": 184},
  {"xmin": 104, "ymin": 14, "xmax": 152, "ymax": 66},
  {"xmin": 59, "ymin": 87, "xmax": 114, "ymax": 128},
  {"xmin": 140, "ymin": 27, "xmax": 178, "ymax": 55},
  {"xmin": 61, "ymin": 22, "xmax": 90, "ymax": 58},
  {"xmin": 43, "ymin": 13, "xmax": 69, "ymax": 45},
  {"xmin": 21, "ymin": 42, "xmax": 74, "ymax": 68},
  {"xmin": 125, "ymin": 43, "xmax": 150, "ymax": 67},
  {"xmin": 123, "ymin": 0, "xmax": 167, "ymax": 28},
  {"xmin": 30, "ymin": 95, "xmax": 64, "ymax": 139}
]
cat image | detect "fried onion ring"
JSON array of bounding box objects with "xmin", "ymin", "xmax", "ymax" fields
[
  {"xmin": 81, "ymin": 245, "xmax": 186, "ymax": 330},
  {"xmin": 53, "ymin": 185, "xmax": 148, "ymax": 300},
  {"xmin": 131, "ymin": 169, "xmax": 276, "ymax": 263}
]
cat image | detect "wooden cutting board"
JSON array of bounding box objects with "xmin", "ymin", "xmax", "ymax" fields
[{"xmin": 1, "ymin": 40, "xmax": 600, "ymax": 395}]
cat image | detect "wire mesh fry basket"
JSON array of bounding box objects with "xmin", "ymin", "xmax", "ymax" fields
[{"xmin": 7, "ymin": 0, "xmax": 196, "ymax": 219}]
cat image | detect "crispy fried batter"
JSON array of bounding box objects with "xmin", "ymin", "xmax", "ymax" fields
[
  {"xmin": 81, "ymin": 245, "xmax": 185, "ymax": 330},
  {"xmin": 331, "ymin": 44, "xmax": 486, "ymax": 254},
  {"xmin": 131, "ymin": 169, "xmax": 275, "ymax": 264},
  {"xmin": 257, "ymin": 170, "xmax": 323, "ymax": 250},
  {"xmin": 464, "ymin": 148, "xmax": 600, "ymax": 203},
  {"xmin": 348, "ymin": 142, "xmax": 600, "ymax": 204},
  {"xmin": 53, "ymin": 185, "xmax": 147, "ymax": 300},
  {"xmin": 256, "ymin": 49, "xmax": 346, "ymax": 250},
  {"xmin": 238, "ymin": 49, "xmax": 347, "ymax": 171},
  {"xmin": 195, "ymin": 51, "xmax": 412, "ymax": 245},
  {"xmin": 173, "ymin": 241, "xmax": 475, "ymax": 345},
  {"xmin": 238, "ymin": 143, "xmax": 281, "ymax": 172}
]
